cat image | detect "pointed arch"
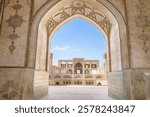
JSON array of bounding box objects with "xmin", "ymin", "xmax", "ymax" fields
[
  {"xmin": 74, "ymin": 63, "xmax": 83, "ymax": 74},
  {"xmin": 28, "ymin": 0, "xmax": 129, "ymax": 71},
  {"xmin": 27, "ymin": 0, "xmax": 130, "ymax": 99}
]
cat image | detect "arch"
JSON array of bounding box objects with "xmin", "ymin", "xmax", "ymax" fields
[
  {"xmin": 55, "ymin": 82, "xmax": 59, "ymax": 85},
  {"xmin": 28, "ymin": 0, "xmax": 129, "ymax": 71},
  {"xmin": 74, "ymin": 63, "xmax": 83, "ymax": 74},
  {"xmin": 49, "ymin": 14, "xmax": 108, "ymax": 42},
  {"xmin": 48, "ymin": 1, "xmax": 111, "ymax": 39},
  {"xmin": 85, "ymin": 69, "xmax": 90, "ymax": 74},
  {"xmin": 67, "ymin": 69, "xmax": 73, "ymax": 74},
  {"xmin": 28, "ymin": 0, "xmax": 129, "ymax": 99}
]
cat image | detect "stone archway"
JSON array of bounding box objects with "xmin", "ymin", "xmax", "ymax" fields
[
  {"xmin": 28, "ymin": 0, "xmax": 129, "ymax": 99},
  {"xmin": 74, "ymin": 63, "xmax": 83, "ymax": 74},
  {"xmin": 0, "ymin": 0, "xmax": 149, "ymax": 100},
  {"xmin": 0, "ymin": 0, "xmax": 136, "ymax": 100}
]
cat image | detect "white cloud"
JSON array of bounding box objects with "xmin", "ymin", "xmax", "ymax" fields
[
  {"xmin": 75, "ymin": 48, "xmax": 80, "ymax": 52},
  {"xmin": 54, "ymin": 46, "xmax": 70, "ymax": 51}
]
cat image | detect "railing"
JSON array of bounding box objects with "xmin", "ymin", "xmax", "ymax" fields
[{"xmin": 52, "ymin": 74, "xmax": 105, "ymax": 79}]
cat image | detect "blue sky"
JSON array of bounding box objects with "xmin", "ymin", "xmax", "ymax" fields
[{"xmin": 50, "ymin": 18, "xmax": 106, "ymax": 66}]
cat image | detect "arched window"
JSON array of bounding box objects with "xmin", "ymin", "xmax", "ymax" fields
[
  {"xmin": 61, "ymin": 69, "xmax": 66, "ymax": 74},
  {"xmin": 85, "ymin": 69, "xmax": 90, "ymax": 74},
  {"xmin": 74, "ymin": 63, "xmax": 83, "ymax": 74},
  {"xmin": 67, "ymin": 69, "xmax": 73, "ymax": 74}
]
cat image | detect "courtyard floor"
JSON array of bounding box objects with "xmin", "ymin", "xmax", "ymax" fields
[{"xmin": 44, "ymin": 86, "xmax": 113, "ymax": 100}]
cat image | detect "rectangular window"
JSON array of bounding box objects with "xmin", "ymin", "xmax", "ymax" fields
[
  {"xmin": 61, "ymin": 64, "xmax": 66, "ymax": 68},
  {"xmin": 85, "ymin": 64, "xmax": 90, "ymax": 68},
  {"xmin": 77, "ymin": 70, "xmax": 81, "ymax": 74},
  {"xmin": 92, "ymin": 69, "xmax": 97, "ymax": 74},
  {"xmin": 68, "ymin": 64, "xmax": 72, "ymax": 68},
  {"xmin": 91, "ymin": 64, "xmax": 97, "ymax": 68}
]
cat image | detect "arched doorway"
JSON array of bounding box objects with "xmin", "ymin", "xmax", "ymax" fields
[
  {"xmin": 28, "ymin": 0, "xmax": 129, "ymax": 99},
  {"xmin": 74, "ymin": 63, "xmax": 83, "ymax": 74}
]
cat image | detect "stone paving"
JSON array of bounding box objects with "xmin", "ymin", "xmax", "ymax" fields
[{"xmin": 45, "ymin": 86, "xmax": 113, "ymax": 100}]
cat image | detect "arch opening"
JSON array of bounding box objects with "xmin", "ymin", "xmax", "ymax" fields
[
  {"xmin": 49, "ymin": 17, "xmax": 107, "ymax": 89},
  {"xmin": 29, "ymin": 0, "xmax": 129, "ymax": 99},
  {"xmin": 74, "ymin": 63, "xmax": 83, "ymax": 74}
]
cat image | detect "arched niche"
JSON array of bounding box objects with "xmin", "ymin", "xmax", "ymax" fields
[
  {"xmin": 67, "ymin": 69, "xmax": 73, "ymax": 74},
  {"xmin": 74, "ymin": 63, "xmax": 83, "ymax": 74},
  {"xmin": 85, "ymin": 69, "xmax": 90, "ymax": 74}
]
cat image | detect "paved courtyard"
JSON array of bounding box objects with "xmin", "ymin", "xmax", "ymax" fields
[{"xmin": 45, "ymin": 86, "xmax": 113, "ymax": 100}]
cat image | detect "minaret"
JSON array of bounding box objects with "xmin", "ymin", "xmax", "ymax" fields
[
  {"xmin": 103, "ymin": 53, "xmax": 107, "ymax": 75},
  {"xmin": 50, "ymin": 53, "xmax": 53, "ymax": 66}
]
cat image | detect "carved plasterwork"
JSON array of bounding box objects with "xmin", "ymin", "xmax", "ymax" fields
[
  {"xmin": 135, "ymin": 0, "xmax": 150, "ymax": 53},
  {"xmin": 6, "ymin": 14, "xmax": 25, "ymax": 29},
  {"xmin": 0, "ymin": 80, "xmax": 23, "ymax": 99},
  {"xmin": 5, "ymin": 0, "xmax": 25, "ymax": 54},
  {"xmin": 48, "ymin": 1, "xmax": 111, "ymax": 37}
]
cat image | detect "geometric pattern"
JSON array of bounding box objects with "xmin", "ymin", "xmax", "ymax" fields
[
  {"xmin": 8, "ymin": 33, "xmax": 19, "ymax": 41},
  {"xmin": 48, "ymin": 1, "xmax": 111, "ymax": 37},
  {"xmin": 138, "ymin": 30, "xmax": 150, "ymax": 53},
  {"xmin": 136, "ymin": 0, "xmax": 150, "ymax": 53},
  {"xmin": 6, "ymin": 14, "xmax": 25, "ymax": 30},
  {"xmin": 6, "ymin": 14, "xmax": 25, "ymax": 29},
  {"xmin": 5, "ymin": 0, "xmax": 25, "ymax": 54},
  {"xmin": 0, "ymin": 80, "xmax": 23, "ymax": 99},
  {"xmin": 9, "ymin": 42, "xmax": 16, "ymax": 53}
]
